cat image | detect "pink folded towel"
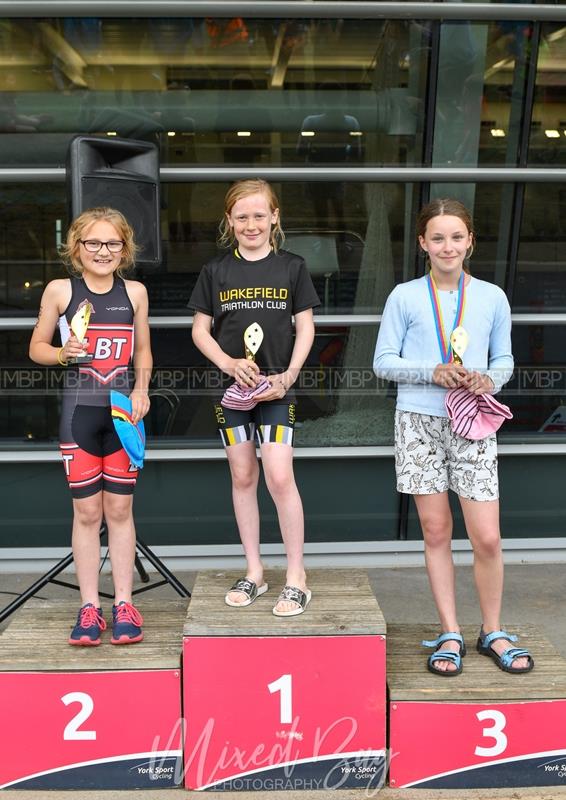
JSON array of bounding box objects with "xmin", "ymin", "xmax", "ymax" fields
[
  {"xmin": 221, "ymin": 377, "xmax": 271, "ymax": 411},
  {"xmin": 445, "ymin": 386, "xmax": 513, "ymax": 440}
]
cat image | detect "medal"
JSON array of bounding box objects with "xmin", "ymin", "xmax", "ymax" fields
[
  {"xmin": 427, "ymin": 272, "xmax": 467, "ymax": 364},
  {"xmin": 450, "ymin": 325, "xmax": 469, "ymax": 365}
]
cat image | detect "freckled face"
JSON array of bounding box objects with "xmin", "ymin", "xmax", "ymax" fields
[{"xmin": 227, "ymin": 192, "xmax": 278, "ymax": 259}]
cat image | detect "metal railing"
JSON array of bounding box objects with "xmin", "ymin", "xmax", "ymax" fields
[
  {"xmin": 2, "ymin": 167, "xmax": 566, "ymax": 183},
  {"xmin": 3, "ymin": 2, "xmax": 566, "ymax": 20},
  {"xmin": 1, "ymin": 314, "xmax": 566, "ymax": 330}
]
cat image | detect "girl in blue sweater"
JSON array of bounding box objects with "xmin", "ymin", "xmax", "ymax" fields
[{"xmin": 374, "ymin": 198, "xmax": 533, "ymax": 676}]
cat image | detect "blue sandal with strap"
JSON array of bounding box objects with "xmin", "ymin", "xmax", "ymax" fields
[
  {"xmin": 476, "ymin": 629, "xmax": 534, "ymax": 674},
  {"xmin": 422, "ymin": 632, "xmax": 466, "ymax": 677}
]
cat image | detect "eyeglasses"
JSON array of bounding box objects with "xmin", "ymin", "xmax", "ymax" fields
[{"xmin": 80, "ymin": 239, "xmax": 125, "ymax": 253}]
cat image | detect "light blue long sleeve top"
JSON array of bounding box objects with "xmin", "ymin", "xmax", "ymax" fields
[{"xmin": 373, "ymin": 275, "xmax": 514, "ymax": 417}]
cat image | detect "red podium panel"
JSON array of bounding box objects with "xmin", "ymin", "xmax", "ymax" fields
[
  {"xmin": 184, "ymin": 635, "xmax": 386, "ymax": 791},
  {"xmin": 0, "ymin": 670, "xmax": 182, "ymax": 789},
  {"xmin": 390, "ymin": 699, "xmax": 566, "ymax": 789},
  {"xmin": 388, "ymin": 624, "xmax": 566, "ymax": 790},
  {"xmin": 183, "ymin": 569, "xmax": 387, "ymax": 792},
  {"xmin": 0, "ymin": 600, "xmax": 187, "ymax": 790}
]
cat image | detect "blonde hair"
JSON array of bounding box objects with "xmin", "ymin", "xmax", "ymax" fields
[
  {"xmin": 218, "ymin": 179, "xmax": 285, "ymax": 252},
  {"xmin": 61, "ymin": 207, "xmax": 139, "ymax": 278},
  {"xmin": 417, "ymin": 198, "xmax": 475, "ymax": 268}
]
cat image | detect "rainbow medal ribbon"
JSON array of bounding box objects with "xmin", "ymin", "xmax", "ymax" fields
[
  {"xmin": 427, "ymin": 271, "xmax": 467, "ymax": 364},
  {"xmin": 110, "ymin": 390, "xmax": 146, "ymax": 469}
]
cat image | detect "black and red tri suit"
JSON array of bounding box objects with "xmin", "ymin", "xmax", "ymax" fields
[{"xmin": 58, "ymin": 276, "xmax": 138, "ymax": 498}]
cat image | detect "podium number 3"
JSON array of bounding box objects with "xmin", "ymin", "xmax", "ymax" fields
[
  {"xmin": 268, "ymin": 674, "xmax": 293, "ymax": 724},
  {"xmin": 61, "ymin": 692, "xmax": 96, "ymax": 741},
  {"xmin": 475, "ymin": 709, "xmax": 507, "ymax": 757}
]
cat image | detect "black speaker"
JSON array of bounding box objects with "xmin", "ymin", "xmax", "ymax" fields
[{"xmin": 67, "ymin": 135, "xmax": 161, "ymax": 267}]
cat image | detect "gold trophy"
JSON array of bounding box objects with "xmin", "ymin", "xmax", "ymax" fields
[
  {"xmin": 244, "ymin": 322, "xmax": 264, "ymax": 362},
  {"xmin": 450, "ymin": 326, "xmax": 469, "ymax": 365},
  {"xmin": 68, "ymin": 299, "xmax": 94, "ymax": 363}
]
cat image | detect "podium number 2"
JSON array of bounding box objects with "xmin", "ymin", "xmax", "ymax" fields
[
  {"xmin": 61, "ymin": 692, "xmax": 96, "ymax": 741},
  {"xmin": 475, "ymin": 709, "xmax": 507, "ymax": 757},
  {"xmin": 268, "ymin": 674, "xmax": 293, "ymax": 724}
]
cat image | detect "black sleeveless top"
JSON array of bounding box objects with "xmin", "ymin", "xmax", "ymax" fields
[{"xmin": 59, "ymin": 276, "xmax": 135, "ymax": 407}]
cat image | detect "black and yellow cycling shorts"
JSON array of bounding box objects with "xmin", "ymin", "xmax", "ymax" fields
[{"xmin": 214, "ymin": 402, "xmax": 296, "ymax": 447}]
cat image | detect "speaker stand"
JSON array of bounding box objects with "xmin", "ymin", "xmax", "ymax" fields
[{"xmin": 0, "ymin": 524, "xmax": 190, "ymax": 624}]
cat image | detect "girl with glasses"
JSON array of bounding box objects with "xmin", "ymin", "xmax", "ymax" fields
[{"xmin": 29, "ymin": 207, "xmax": 152, "ymax": 646}]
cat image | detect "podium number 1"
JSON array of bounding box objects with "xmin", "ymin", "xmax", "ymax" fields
[
  {"xmin": 61, "ymin": 692, "xmax": 96, "ymax": 741},
  {"xmin": 475, "ymin": 709, "xmax": 507, "ymax": 757},
  {"xmin": 268, "ymin": 674, "xmax": 293, "ymax": 724}
]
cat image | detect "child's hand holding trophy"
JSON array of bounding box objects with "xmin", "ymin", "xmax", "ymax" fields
[
  {"xmin": 66, "ymin": 300, "xmax": 94, "ymax": 364},
  {"xmin": 221, "ymin": 323, "xmax": 270, "ymax": 410}
]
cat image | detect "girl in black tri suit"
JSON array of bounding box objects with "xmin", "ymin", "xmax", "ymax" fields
[
  {"xmin": 190, "ymin": 179, "xmax": 320, "ymax": 616},
  {"xmin": 30, "ymin": 208, "xmax": 152, "ymax": 646},
  {"xmin": 58, "ymin": 276, "xmax": 137, "ymax": 498}
]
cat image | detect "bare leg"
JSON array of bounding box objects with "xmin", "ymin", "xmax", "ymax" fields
[
  {"xmin": 414, "ymin": 492, "xmax": 461, "ymax": 672},
  {"xmin": 261, "ymin": 443, "xmax": 307, "ymax": 613},
  {"xmin": 225, "ymin": 441, "xmax": 263, "ymax": 603},
  {"xmin": 459, "ymin": 496, "xmax": 529, "ymax": 670},
  {"xmin": 72, "ymin": 493, "xmax": 104, "ymax": 607},
  {"xmin": 103, "ymin": 492, "xmax": 136, "ymax": 604}
]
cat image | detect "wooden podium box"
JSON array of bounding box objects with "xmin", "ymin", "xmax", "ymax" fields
[
  {"xmin": 388, "ymin": 623, "xmax": 566, "ymax": 790},
  {"xmin": 0, "ymin": 600, "xmax": 187, "ymax": 789},
  {"xmin": 183, "ymin": 569, "xmax": 386, "ymax": 791}
]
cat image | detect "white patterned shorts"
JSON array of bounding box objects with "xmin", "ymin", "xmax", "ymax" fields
[{"xmin": 394, "ymin": 410, "xmax": 499, "ymax": 501}]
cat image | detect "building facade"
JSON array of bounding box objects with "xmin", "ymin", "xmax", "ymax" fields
[{"xmin": 1, "ymin": 1, "xmax": 565, "ymax": 568}]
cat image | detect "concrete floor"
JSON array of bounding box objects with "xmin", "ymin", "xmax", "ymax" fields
[
  {"xmin": 2, "ymin": 790, "xmax": 566, "ymax": 800},
  {"xmin": 1, "ymin": 562, "xmax": 565, "ymax": 800}
]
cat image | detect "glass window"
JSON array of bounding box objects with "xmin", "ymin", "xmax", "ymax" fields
[
  {"xmin": 0, "ymin": 330, "xmax": 61, "ymax": 440},
  {"xmin": 0, "ymin": 184, "xmax": 67, "ymax": 315},
  {"xmin": 0, "ymin": 17, "xmax": 430, "ymax": 168},
  {"xmin": 160, "ymin": 180, "xmax": 417, "ymax": 317},
  {"xmin": 4, "ymin": 180, "xmax": 520, "ymax": 318},
  {"xmin": 6, "ymin": 177, "xmax": 555, "ymax": 447},
  {"xmin": 434, "ymin": 19, "xmax": 534, "ymax": 168},
  {"xmin": 10, "ymin": 318, "xmax": 565, "ymax": 446},
  {"xmin": 0, "ymin": 177, "xmax": 415, "ymax": 320},
  {"xmin": 529, "ymin": 22, "xmax": 566, "ymax": 167},
  {"xmin": 2, "ymin": 12, "xmax": 564, "ymax": 452},
  {"xmin": 1, "ymin": 326, "xmax": 390, "ymax": 446},
  {"xmin": 2, "ymin": 179, "xmax": 414, "ymax": 317},
  {"xmin": 513, "ymin": 184, "xmax": 566, "ymax": 313},
  {"xmin": 505, "ymin": 323, "xmax": 566, "ymax": 439}
]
